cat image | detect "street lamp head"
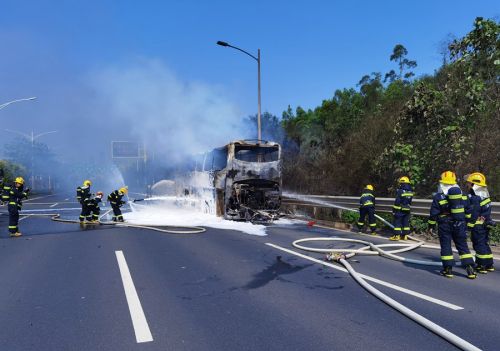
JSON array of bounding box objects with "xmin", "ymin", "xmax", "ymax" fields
[{"xmin": 217, "ymin": 41, "xmax": 229, "ymax": 47}]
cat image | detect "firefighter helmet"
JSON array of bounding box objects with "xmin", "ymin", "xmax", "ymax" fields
[
  {"xmin": 399, "ymin": 176, "xmax": 411, "ymax": 184},
  {"xmin": 365, "ymin": 184, "xmax": 374, "ymax": 191},
  {"xmin": 119, "ymin": 186, "xmax": 128, "ymax": 194},
  {"xmin": 440, "ymin": 171, "xmax": 457, "ymax": 185},
  {"xmin": 15, "ymin": 177, "xmax": 24, "ymax": 185},
  {"xmin": 83, "ymin": 180, "xmax": 92, "ymax": 187},
  {"xmin": 466, "ymin": 172, "xmax": 487, "ymax": 187}
]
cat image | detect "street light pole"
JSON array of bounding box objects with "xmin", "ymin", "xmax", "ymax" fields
[
  {"xmin": 0, "ymin": 97, "xmax": 37, "ymax": 111},
  {"xmin": 217, "ymin": 41, "xmax": 262, "ymax": 142},
  {"xmin": 4, "ymin": 129, "xmax": 57, "ymax": 189}
]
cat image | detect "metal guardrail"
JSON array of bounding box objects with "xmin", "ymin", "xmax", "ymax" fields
[{"xmin": 282, "ymin": 195, "xmax": 500, "ymax": 221}]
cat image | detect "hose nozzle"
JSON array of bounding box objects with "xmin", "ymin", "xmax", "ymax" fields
[{"xmin": 325, "ymin": 252, "xmax": 347, "ymax": 262}]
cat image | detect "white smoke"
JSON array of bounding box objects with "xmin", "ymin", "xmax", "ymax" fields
[{"xmin": 87, "ymin": 58, "xmax": 247, "ymax": 162}]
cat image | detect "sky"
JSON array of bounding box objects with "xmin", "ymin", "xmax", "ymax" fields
[{"xmin": 0, "ymin": 0, "xmax": 498, "ymax": 164}]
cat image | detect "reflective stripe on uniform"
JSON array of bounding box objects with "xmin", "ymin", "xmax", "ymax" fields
[
  {"xmin": 439, "ymin": 200, "xmax": 448, "ymax": 205},
  {"xmin": 460, "ymin": 253, "xmax": 473, "ymax": 259},
  {"xmin": 441, "ymin": 255, "xmax": 454, "ymax": 261},
  {"xmin": 369, "ymin": 223, "xmax": 376, "ymax": 227},
  {"xmin": 480, "ymin": 198, "xmax": 491, "ymax": 206},
  {"xmin": 465, "ymin": 214, "xmax": 472, "ymax": 219},
  {"xmin": 393, "ymin": 205, "xmax": 401, "ymax": 210},
  {"xmin": 428, "ymin": 220, "xmax": 437, "ymax": 225},
  {"xmin": 393, "ymin": 227, "xmax": 402, "ymax": 230},
  {"xmin": 448, "ymin": 194, "xmax": 463, "ymax": 199},
  {"xmin": 357, "ymin": 222, "xmax": 364, "ymax": 226},
  {"xmin": 451, "ymin": 208, "xmax": 465, "ymax": 213},
  {"xmin": 403, "ymin": 227, "xmax": 410, "ymax": 230},
  {"xmin": 476, "ymin": 253, "xmax": 493, "ymax": 259},
  {"xmin": 467, "ymin": 223, "xmax": 475, "ymax": 228},
  {"xmin": 363, "ymin": 201, "xmax": 374, "ymax": 206},
  {"xmin": 8, "ymin": 226, "xmax": 17, "ymax": 229},
  {"xmin": 401, "ymin": 193, "xmax": 413, "ymax": 197}
]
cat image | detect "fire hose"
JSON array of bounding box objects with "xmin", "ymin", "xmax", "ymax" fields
[
  {"xmin": 18, "ymin": 209, "xmax": 206, "ymax": 234},
  {"xmin": 292, "ymin": 237, "xmax": 481, "ymax": 351}
]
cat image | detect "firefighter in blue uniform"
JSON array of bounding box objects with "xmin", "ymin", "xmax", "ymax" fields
[
  {"xmin": 389, "ymin": 176, "xmax": 413, "ymax": 241},
  {"xmin": 465, "ymin": 172, "xmax": 495, "ymax": 273},
  {"xmin": 4, "ymin": 177, "xmax": 29, "ymax": 237},
  {"xmin": 107, "ymin": 187, "xmax": 128, "ymax": 222},
  {"xmin": 77, "ymin": 180, "xmax": 92, "ymax": 222},
  {"xmin": 357, "ymin": 184, "xmax": 377, "ymax": 234},
  {"xmin": 87, "ymin": 191, "xmax": 104, "ymax": 223},
  {"xmin": 428, "ymin": 171, "xmax": 476, "ymax": 279}
]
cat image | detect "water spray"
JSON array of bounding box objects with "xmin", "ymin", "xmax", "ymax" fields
[{"xmin": 283, "ymin": 192, "xmax": 394, "ymax": 228}]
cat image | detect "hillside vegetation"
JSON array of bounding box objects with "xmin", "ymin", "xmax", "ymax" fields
[{"xmin": 278, "ymin": 17, "xmax": 499, "ymax": 199}]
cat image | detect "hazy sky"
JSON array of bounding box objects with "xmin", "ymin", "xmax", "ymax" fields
[{"xmin": 0, "ymin": 0, "xmax": 498, "ymax": 161}]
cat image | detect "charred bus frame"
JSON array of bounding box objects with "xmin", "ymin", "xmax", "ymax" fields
[{"xmin": 205, "ymin": 140, "xmax": 282, "ymax": 222}]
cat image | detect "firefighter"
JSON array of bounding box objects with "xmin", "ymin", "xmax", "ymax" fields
[
  {"xmin": 465, "ymin": 172, "xmax": 495, "ymax": 273},
  {"xmin": 107, "ymin": 187, "xmax": 128, "ymax": 222},
  {"xmin": 428, "ymin": 171, "xmax": 476, "ymax": 279},
  {"xmin": 77, "ymin": 180, "xmax": 92, "ymax": 222},
  {"xmin": 357, "ymin": 184, "xmax": 377, "ymax": 234},
  {"xmin": 390, "ymin": 176, "xmax": 414, "ymax": 241},
  {"xmin": 87, "ymin": 191, "xmax": 104, "ymax": 223},
  {"xmin": 4, "ymin": 177, "xmax": 29, "ymax": 237}
]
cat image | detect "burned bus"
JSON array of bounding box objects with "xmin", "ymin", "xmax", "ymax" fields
[{"xmin": 204, "ymin": 140, "xmax": 282, "ymax": 222}]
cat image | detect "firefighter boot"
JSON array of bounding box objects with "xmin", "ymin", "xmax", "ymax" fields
[
  {"xmin": 10, "ymin": 232, "xmax": 22, "ymax": 237},
  {"xmin": 440, "ymin": 266, "xmax": 453, "ymax": 278},
  {"xmin": 389, "ymin": 235, "xmax": 400, "ymax": 241},
  {"xmin": 486, "ymin": 265, "xmax": 495, "ymax": 272},
  {"xmin": 466, "ymin": 265, "xmax": 477, "ymax": 279},
  {"xmin": 475, "ymin": 265, "xmax": 488, "ymax": 274}
]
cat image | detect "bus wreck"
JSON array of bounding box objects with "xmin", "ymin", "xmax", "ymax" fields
[{"xmin": 208, "ymin": 140, "xmax": 282, "ymax": 222}]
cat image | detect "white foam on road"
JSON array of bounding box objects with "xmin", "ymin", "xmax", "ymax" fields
[{"xmin": 124, "ymin": 204, "xmax": 269, "ymax": 236}]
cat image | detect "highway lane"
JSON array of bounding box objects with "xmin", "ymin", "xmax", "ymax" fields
[{"xmin": 0, "ymin": 194, "xmax": 498, "ymax": 350}]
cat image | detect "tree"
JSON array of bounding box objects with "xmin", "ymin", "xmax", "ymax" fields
[
  {"xmin": 4, "ymin": 138, "xmax": 60, "ymax": 189},
  {"xmin": 389, "ymin": 44, "xmax": 417, "ymax": 81}
]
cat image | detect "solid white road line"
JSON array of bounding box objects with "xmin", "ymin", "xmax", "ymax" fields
[
  {"xmin": 50, "ymin": 203, "xmax": 58, "ymax": 208},
  {"xmin": 115, "ymin": 250, "xmax": 153, "ymax": 343},
  {"xmin": 265, "ymin": 243, "xmax": 463, "ymax": 311},
  {"xmin": 19, "ymin": 216, "xmax": 28, "ymax": 222}
]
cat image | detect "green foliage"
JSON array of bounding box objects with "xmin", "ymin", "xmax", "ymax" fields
[
  {"xmin": 490, "ymin": 225, "xmax": 500, "ymax": 245},
  {"xmin": 0, "ymin": 160, "xmax": 26, "ymax": 184},
  {"xmin": 281, "ymin": 17, "xmax": 499, "ymax": 200},
  {"xmin": 410, "ymin": 216, "xmax": 428, "ymax": 233},
  {"xmin": 389, "ymin": 44, "xmax": 417, "ymax": 81},
  {"xmin": 341, "ymin": 210, "xmax": 359, "ymax": 224}
]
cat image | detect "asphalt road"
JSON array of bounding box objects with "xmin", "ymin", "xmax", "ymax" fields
[{"xmin": 0, "ymin": 194, "xmax": 499, "ymax": 351}]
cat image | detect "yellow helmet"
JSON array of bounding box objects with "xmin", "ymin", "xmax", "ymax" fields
[
  {"xmin": 365, "ymin": 184, "xmax": 374, "ymax": 191},
  {"xmin": 83, "ymin": 180, "xmax": 92, "ymax": 187},
  {"xmin": 440, "ymin": 171, "xmax": 457, "ymax": 185},
  {"xmin": 399, "ymin": 176, "xmax": 410, "ymax": 184},
  {"xmin": 119, "ymin": 186, "xmax": 128, "ymax": 194},
  {"xmin": 15, "ymin": 177, "xmax": 24, "ymax": 185},
  {"xmin": 466, "ymin": 172, "xmax": 487, "ymax": 187}
]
